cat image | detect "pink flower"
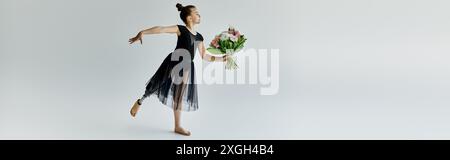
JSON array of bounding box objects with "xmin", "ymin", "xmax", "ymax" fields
[
  {"xmin": 234, "ymin": 31, "xmax": 240, "ymax": 37},
  {"xmin": 210, "ymin": 36, "xmax": 220, "ymax": 48},
  {"xmin": 211, "ymin": 41, "xmax": 219, "ymax": 48}
]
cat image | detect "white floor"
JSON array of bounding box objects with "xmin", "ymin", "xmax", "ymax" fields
[{"xmin": 2, "ymin": 81, "xmax": 450, "ymax": 140}]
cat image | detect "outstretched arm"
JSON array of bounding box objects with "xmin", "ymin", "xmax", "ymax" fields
[
  {"xmin": 198, "ymin": 42, "xmax": 228, "ymax": 62},
  {"xmin": 129, "ymin": 25, "xmax": 180, "ymax": 44}
]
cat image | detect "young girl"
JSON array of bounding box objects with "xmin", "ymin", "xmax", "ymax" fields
[{"xmin": 128, "ymin": 3, "xmax": 228, "ymax": 136}]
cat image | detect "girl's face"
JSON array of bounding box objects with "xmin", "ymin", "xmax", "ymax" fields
[{"xmin": 188, "ymin": 8, "xmax": 201, "ymax": 24}]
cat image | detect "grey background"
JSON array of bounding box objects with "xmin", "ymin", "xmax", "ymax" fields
[{"xmin": 1, "ymin": 0, "xmax": 450, "ymax": 139}]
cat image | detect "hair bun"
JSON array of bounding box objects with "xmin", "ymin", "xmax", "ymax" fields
[{"xmin": 176, "ymin": 3, "xmax": 183, "ymax": 11}]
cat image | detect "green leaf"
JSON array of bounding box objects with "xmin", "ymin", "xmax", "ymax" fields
[
  {"xmin": 225, "ymin": 41, "xmax": 230, "ymax": 49},
  {"xmin": 207, "ymin": 48, "xmax": 224, "ymax": 55},
  {"xmin": 219, "ymin": 41, "xmax": 225, "ymax": 52},
  {"xmin": 236, "ymin": 45, "xmax": 244, "ymax": 51}
]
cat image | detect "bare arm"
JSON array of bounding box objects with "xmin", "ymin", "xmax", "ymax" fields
[
  {"xmin": 141, "ymin": 25, "xmax": 180, "ymax": 35},
  {"xmin": 129, "ymin": 25, "xmax": 180, "ymax": 44},
  {"xmin": 198, "ymin": 42, "xmax": 228, "ymax": 62}
]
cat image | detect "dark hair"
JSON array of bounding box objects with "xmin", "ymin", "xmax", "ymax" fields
[{"xmin": 176, "ymin": 3, "xmax": 196, "ymax": 24}]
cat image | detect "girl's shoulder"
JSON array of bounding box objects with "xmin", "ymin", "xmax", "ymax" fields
[
  {"xmin": 176, "ymin": 25, "xmax": 187, "ymax": 32},
  {"xmin": 196, "ymin": 32, "xmax": 203, "ymax": 41}
]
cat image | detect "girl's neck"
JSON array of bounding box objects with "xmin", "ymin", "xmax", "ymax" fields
[{"xmin": 185, "ymin": 23, "xmax": 196, "ymax": 32}]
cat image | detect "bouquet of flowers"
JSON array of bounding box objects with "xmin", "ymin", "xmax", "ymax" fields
[{"xmin": 207, "ymin": 26, "xmax": 247, "ymax": 70}]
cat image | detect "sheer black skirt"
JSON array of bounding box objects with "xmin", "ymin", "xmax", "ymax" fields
[{"xmin": 143, "ymin": 52, "xmax": 199, "ymax": 112}]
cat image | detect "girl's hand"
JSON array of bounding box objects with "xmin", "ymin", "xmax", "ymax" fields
[
  {"xmin": 223, "ymin": 55, "xmax": 229, "ymax": 62},
  {"xmin": 129, "ymin": 31, "xmax": 143, "ymax": 44}
]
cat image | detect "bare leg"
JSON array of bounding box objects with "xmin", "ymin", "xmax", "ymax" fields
[
  {"xmin": 130, "ymin": 88, "xmax": 147, "ymax": 118},
  {"xmin": 174, "ymin": 110, "xmax": 191, "ymax": 136},
  {"xmin": 173, "ymin": 70, "xmax": 191, "ymax": 136},
  {"xmin": 130, "ymin": 99, "xmax": 141, "ymax": 118}
]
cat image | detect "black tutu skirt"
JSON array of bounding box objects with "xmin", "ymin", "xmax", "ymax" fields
[{"xmin": 143, "ymin": 52, "xmax": 199, "ymax": 112}]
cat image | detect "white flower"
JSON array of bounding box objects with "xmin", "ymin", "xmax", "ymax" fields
[
  {"xmin": 229, "ymin": 25, "xmax": 235, "ymax": 31},
  {"xmin": 230, "ymin": 35, "xmax": 238, "ymax": 42},
  {"xmin": 220, "ymin": 33, "xmax": 230, "ymax": 41}
]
